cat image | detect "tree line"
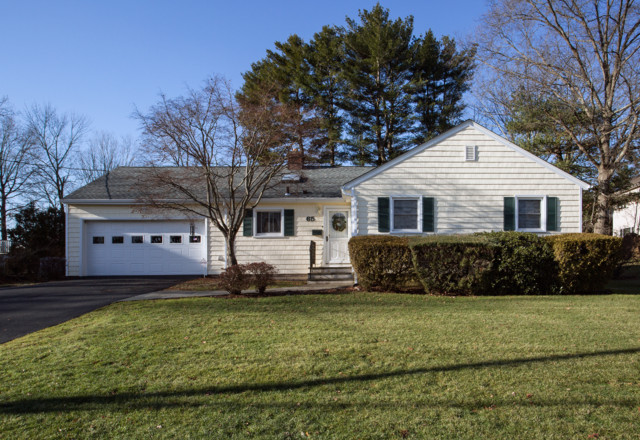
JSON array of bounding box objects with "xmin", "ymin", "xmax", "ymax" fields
[
  {"xmin": 0, "ymin": 98, "xmax": 137, "ymax": 241},
  {"xmin": 239, "ymin": 4, "xmax": 475, "ymax": 166}
]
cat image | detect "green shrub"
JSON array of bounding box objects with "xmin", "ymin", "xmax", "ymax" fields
[
  {"xmin": 348, "ymin": 235, "xmax": 414, "ymax": 291},
  {"xmin": 409, "ymin": 235, "xmax": 498, "ymax": 295},
  {"xmin": 546, "ymin": 233, "xmax": 623, "ymax": 293},
  {"xmin": 478, "ymin": 231, "xmax": 558, "ymax": 295}
]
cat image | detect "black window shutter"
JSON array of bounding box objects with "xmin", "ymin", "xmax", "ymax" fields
[
  {"xmin": 422, "ymin": 197, "xmax": 435, "ymax": 232},
  {"xmin": 243, "ymin": 209, "xmax": 253, "ymax": 237},
  {"xmin": 504, "ymin": 197, "xmax": 515, "ymax": 231},
  {"xmin": 547, "ymin": 197, "xmax": 559, "ymax": 231},
  {"xmin": 284, "ymin": 209, "xmax": 295, "ymax": 236},
  {"xmin": 378, "ymin": 197, "xmax": 390, "ymax": 232}
]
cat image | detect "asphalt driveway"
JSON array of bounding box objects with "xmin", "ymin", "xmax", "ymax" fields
[{"xmin": 0, "ymin": 276, "xmax": 194, "ymax": 344}]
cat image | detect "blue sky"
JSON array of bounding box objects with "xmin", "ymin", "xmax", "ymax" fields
[{"xmin": 1, "ymin": 1, "xmax": 488, "ymax": 141}]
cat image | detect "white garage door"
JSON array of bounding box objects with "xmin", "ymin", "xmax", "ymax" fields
[{"xmin": 84, "ymin": 220, "xmax": 206, "ymax": 276}]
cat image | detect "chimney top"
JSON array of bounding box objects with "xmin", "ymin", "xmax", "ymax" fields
[{"xmin": 288, "ymin": 148, "xmax": 304, "ymax": 170}]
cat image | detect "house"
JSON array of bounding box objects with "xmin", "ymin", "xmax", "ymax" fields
[
  {"xmin": 612, "ymin": 176, "xmax": 640, "ymax": 236},
  {"xmin": 63, "ymin": 120, "xmax": 589, "ymax": 277}
]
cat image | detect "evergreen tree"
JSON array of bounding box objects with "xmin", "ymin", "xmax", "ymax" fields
[
  {"xmin": 411, "ymin": 32, "xmax": 475, "ymax": 144},
  {"xmin": 240, "ymin": 35, "xmax": 323, "ymax": 163},
  {"xmin": 307, "ymin": 26, "xmax": 347, "ymax": 165},
  {"xmin": 341, "ymin": 4, "xmax": 414, "ymax": 165}
]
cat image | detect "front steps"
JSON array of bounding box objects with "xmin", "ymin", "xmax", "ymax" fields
[{"xmin": 308, "ymin": 266, "xmax": 354, "ymax": 283}]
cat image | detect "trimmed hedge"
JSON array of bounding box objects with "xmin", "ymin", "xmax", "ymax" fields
[
  {"xmin": 410, "ymin": 235, "xmax": 497, "ymax": 295},
  {"xmin": 546, "ymin": 233, "xmax": 623, "ymax": 293},
  {"xmin": 348, "ymin": 235, "xmax": 414, "ymax": 291},
  {"xmin": 478, "ymin": 231, "xmax": 558, "ymax": 295}
]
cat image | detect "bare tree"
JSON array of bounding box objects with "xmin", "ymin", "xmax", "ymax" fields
[
  {"xmin": 79, "ymin": 132, "xmax": 137, "ymax": 184},
  {"xmin": 136, "ymin": 76, "xmax": 298, "ymax": 265},
  {"xmin": 0, "ymin": 105, "xmax": 35, "ymax": 240},
  {"xmin": 24, "ymin": 104, "xmax": 89, "ymax": 209},
  {"xmin": 476, "ymin": 0, "xmax": 640, "ymax": 234}
]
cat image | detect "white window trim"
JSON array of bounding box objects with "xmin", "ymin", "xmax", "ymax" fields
[
  {"xmin": 515, "ymin": 195, "xmax": 547, "ymax": 232},
  {"xmin": 390, "ymin": 195, "xmax": 422, "ymax": 233},
  {"xmin": 253, "ymin": 208, "xmax": 285, "ymax": 238}
]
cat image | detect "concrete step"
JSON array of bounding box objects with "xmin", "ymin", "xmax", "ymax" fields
[
  {"xmin": 309, "ymin": 266, "xmax": 353, "ymax": 274},
  {"xmin": 308, "ymin": 273, "xmax": 354, "ymax": 282}
]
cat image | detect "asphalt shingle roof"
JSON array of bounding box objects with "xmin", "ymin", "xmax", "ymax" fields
[{"xmin": 63, "ymin": 166, "xmax": 373, "ymax": 201}]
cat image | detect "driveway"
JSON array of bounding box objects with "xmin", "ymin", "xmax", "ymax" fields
[{"xmin": 0, "ymin": 276, "xmax": 194, "ymax": 344}]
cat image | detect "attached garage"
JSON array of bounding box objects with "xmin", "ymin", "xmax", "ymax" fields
[{"xmin": 83, "ymin": 220, "xmax": 206, "ymax": 276}]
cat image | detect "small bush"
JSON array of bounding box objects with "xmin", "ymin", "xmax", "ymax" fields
[
  {"xmin": 218, "ymin": 264, "xmax": 251, "ymax": 295},
  {"xmin": 546, "ymin": 233, "xmax": 623, "ymax": 293},
  {"xmin": 478, "ymin": 231, "xmax": 558, "ymax": 295},
  {"xmin": 244, "ymin": 262, "xmax": 277, "ymax": 295},
  {"xmin": 38, "ymin": 257, "xmax": 66, "ymax": 281},
  {"xmin": 410, "ymin": 235, "xmax": 497, "ymax": 295},
  {"xmin": 348, "ymin": 235, "xmax": 414, "ymax": 291}
]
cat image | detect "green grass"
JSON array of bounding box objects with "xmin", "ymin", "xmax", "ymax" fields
[{"xmin": 2, "ymin": 294, "xmax": 640, "ymax": 439}]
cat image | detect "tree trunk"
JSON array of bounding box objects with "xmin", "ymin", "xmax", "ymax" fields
[
  {"xmin": 593, "ymin": 167, "xmax": 614, "ymax": 235},
  {"xmin": 226, "ymin": 234, "xmax": 238, "ymax": 267},
  {"xmin": 0, "ymin": 197, "xmax": 6, "ymax": 241}
]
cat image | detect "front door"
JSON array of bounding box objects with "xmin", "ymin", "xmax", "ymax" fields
[{"xmin": 325, "ymin": 209, "xmax": 350, "ymax": 264}]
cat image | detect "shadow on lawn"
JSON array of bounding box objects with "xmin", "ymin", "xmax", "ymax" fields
[{"xmin": 2, "ymin": 347, "xmax": 639, "ymax": 414}]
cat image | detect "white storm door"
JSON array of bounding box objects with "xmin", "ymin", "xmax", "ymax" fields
[{"xmin": 325, "ymin": 209, "xmax": 350, "ymax": 264}]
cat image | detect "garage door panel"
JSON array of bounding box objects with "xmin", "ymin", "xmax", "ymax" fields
[{"xmin": 85, "ymin": 221, "xmax": 206, "ymax": 276}]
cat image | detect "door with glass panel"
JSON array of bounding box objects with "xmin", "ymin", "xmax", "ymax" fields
[{"xmin": 325, "ymin": 209, "xmax": 350, "ymax": 264}]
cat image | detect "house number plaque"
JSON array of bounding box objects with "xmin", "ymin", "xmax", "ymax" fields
[{"xmin": 306, "ymin": 216, "xmax": 315, "ymax": 222}]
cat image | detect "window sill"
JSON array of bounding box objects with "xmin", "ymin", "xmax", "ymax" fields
[
  {"xmin": 253, "ymin": 234, "xmax": 286, "ymax": 238},
  {"xmin": 517, "ymin": 228, "xmax": 546, "ymax": 233}
]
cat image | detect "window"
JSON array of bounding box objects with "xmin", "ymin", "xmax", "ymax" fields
[
  {"xmin": 131, "ymin": 236, "xmax": 143, "ymax": 244},
  {"xmin": 189, "ymin": 235, "xmax": 201, "ymax": 243},
  {"xmin": 170, "ymin": 235, "xmax": 182, "ymax": 244},
  {"xmin": 255, "ymin": 209, "xmax": 283, "ymax": 236},
  {"xmin": 151, "ymin": 235, "xmax": 163, "ymax": 244},
  {"xmin": 93, "ymin": 236, "xmax": 104, "ymax": 244},
  {"xmin": 391, "ymin": 197, "xmax": 421, "ymax": 232},
  {"xmin": 112, "ymin": 236, "xmax": 124, "ymax": 244},
  {"xmin": 516, "ymin": 196, "xmax": 546, "ymax": 231}
]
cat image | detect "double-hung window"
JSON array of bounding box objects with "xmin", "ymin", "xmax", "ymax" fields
[
  {"xmin": 516, "ymin": 196, "xmax": 546, "ymax": 232},
  {"xmin": 255, "ymin": 209, "xmax": 284, "ymax": 237},
  {"xmin": 391, "ymin": 197, "xmax": 421, "ymax": 233}
]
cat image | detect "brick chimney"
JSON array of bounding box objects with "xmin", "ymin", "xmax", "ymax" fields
[{"xmin": 288, "ymin": 148, "xmax": 304, "ymax": 170}]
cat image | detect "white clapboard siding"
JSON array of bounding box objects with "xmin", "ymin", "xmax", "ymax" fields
[
  {"xmin": 353, "ymin": 125, "xmax": 583, "ymax": 235},
  {"xmin": 612, "ymin": 187, "xmax": 640, "ymax": 236},
  {"xmin": 209, "ymin": 203, "xmax": 341, "ymax": 275}
]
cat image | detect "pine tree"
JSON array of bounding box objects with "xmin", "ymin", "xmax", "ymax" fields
[
  {"xmin": 341, "ymin": 4, "xmax": 414, "ymax": 165},
  {"xmin": 411, "ymin": 32, "xmax": 475, "ymax": 144},
  {"xmin": 239, "ymin": 35, "xmax": 323, "ymax": 163},
  {"xmin": 307, "ymin": 26, "xmax": 347, "ymax": 165}
]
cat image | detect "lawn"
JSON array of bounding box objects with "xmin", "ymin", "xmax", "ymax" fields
[{"xmin": 1, "ymin": 293, "xmax": 640, "ymax": 439}]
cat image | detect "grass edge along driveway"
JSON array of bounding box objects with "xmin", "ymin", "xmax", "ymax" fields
[{"xmin": 1, "ymin": 293, "xmax": 639, "ymax": 439}]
